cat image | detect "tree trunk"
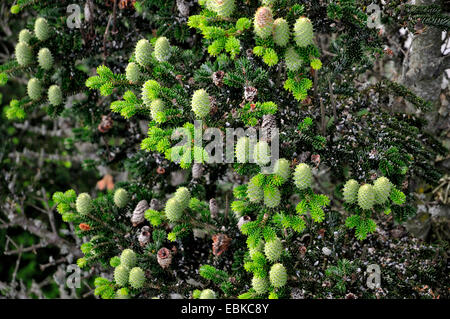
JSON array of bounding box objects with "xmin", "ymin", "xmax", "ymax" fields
[{"xmin": 401, "ymin": 0, "xmax": 445, "ymax": 133}]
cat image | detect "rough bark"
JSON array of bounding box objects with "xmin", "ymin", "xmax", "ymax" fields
[{"xmin": 401, "ymin": 0, "xmax": 447, "ymax": 132}]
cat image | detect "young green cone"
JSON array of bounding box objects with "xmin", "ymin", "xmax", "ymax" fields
[
  {"xmin": 269, "ymin": 263, "xmax": 287, "ymax": 288},
  {"xmin": 273, "ymin": 18, "xmax": 290, "ymax": 47},
  {"xmin": 135, "ymin": 39, "xmax": 153, "ymax": 67},
  {"xmin": 294, "ymin": 17, "xmax": 314, "ymax": 47},
  {"xmin": 48, "ymin": 85, "xmax": 63, "ymax": 106},
  {"xmin": 191, "ymin": 89, "xmax": 211, "ymax": 118},
  {"xmin": 38, "ymin": 48, "xmax": 54, "ymax": 70},
  {"xmin": 254, "ymin": 7, "xmax": 274, "ymax": 39},
  {"xmin": 27, "ymin": 78, "xmax": 42, "ymax": 101},
  {"xmin": 358, "ymin": 184, "xmax": 375, "ymax": 210},
  {"xmin": 264, "ymin": 237, "xmax": 283, "ymax": 262},
  {"xmin": 15, "ymin": 42, "xmax": 32, "ymax": 67},
  {"xmin": 343, "ymin": 179, "xmax": 359, "ymax": 204},
  {"xmin": 114, "ymin": 188, "xmax": 129, "ymax": 208},
  {"xmin": 114, "ymin": 265, "xmax": 129, "ymax": 287},
  {"xmin": 120, "ymin": 249, "xmax": 137, "ymax": 268},
  {"xmin": 154, "ymin": 36, "xmax": 171, "ymax": 62},
  {"xmin": 76, "ymin": 193, "xmax": 93, "ymax": 215},
  {"xmin": 129, "ymin": 267, "xmax": 145, "ymax": 289},
  {"xmin": 34, "ymin": 17, "xmax": 50, "ymax": 41},
  {"xmin": 293, "ymin": 163, "xmax": 312, "ymax": 190}
]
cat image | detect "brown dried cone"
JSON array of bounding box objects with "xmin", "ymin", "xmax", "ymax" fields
[
  {"xmin": 98, "ymin": 115, "xmax": 113, "ymax": 133},
  {"xmin": 212, "ymin": 233, "xmax": 231, "ymax": 257},
  {"xmin": 298, "ymin": 245, "xmax": 307, "ymax": 259},
  {"xmin": 260, "ymin": 114, "xmax": 277, "ymax": 141},
  {"xmin": 237, "ymin": 215, "xmax": 251, "ymax": 231},
  {"xmin": 209, "ymin": 96, "xmax": 218, "ymax": 115},
  {"xmin": 212, "ymin": 70, "xmax": 225, "ymax": 87},
  {"xmin": 149, "ymin": 198, "xmax": 160, "ymax": 211},
  {"xmin": 192, "ymin": 163, "xmax": 204, "ymax": 179},
  {"xmin": 138, "ymin": 226, "xmax": 151, "ymax": 247},
  {"xmin": 244, "ymin": 86, "xmax": 258, "ymax": 102},
  {"xmin": 157, "ymin": 247, "xmax": 172, "ymax": 269},
  {"xmin": 131, "ymin": 200, "xmax": 149, "ymax": 227},
  {"xmin": 209, "ymin": 198, "xmax": 218, "ymax": 219}
]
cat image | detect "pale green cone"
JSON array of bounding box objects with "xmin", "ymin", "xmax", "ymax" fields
[
  {"xmin": 27, "ymin": 78, "xmax": 42, "ymax": 101},
  {"xmin": 38, "ymin": 48, "xmax": 53, "ymax": 70},
  {"xmin": 273, "ymin": 18, "xmax": 290, "ymax": 47},
  {"xmin": 343, "ymin": 179, "xmax": 359, "ymax": 204},
  {"xmin": 34, "ymin": 17, "xmax": 50, "ymax": 41},
  {"xmin": 293, "ymin": 163, "xmax": 312, "ymax": 190},
  {"xmin": 15, "ymin": 42, "xmax": 32, "ymax": 67},
  {"xmin": 373, "ymin": 177, "xmax": 391, "ymax": 205},
  {"xmin": 358, "ymin": 184, "xmax": 375, "ymax": 210},
  {"xmin": 254, "ymin": 7, "xmax": 274, "ymax": 39},
  {"xmin": 191, "ymin": 89, "xmax": 211, "ymax": 118},
  {"xmin": 294, "ymin": 17, "xmax": 314, "ymax": 47},
  {"xmin": 154, "ymin": 37, "xmax": 171, "ymax": 62},
  {"xmin": 48, "ymin": 85, "xmax": 63, "ymax": 106},
  {"xmin": 135, "ymin": 39, "xmax": 153, "ymax": 67},
  {"xmin": 285, "ymin": 47, "xmax": 302, "ymax": 71},
  {"xmin": 269, "ymin": 263, "xmax": 287, "ymax": 288}
]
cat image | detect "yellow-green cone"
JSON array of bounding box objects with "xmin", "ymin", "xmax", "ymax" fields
[
  {"xmin": 285, "ymin": 47, "xmax": 302, "ymax": 71},
  {"xmin": 120, "ymin": 249, "xmax": 137, "ymax": 268},
  {"xmin": 15, "ymin": 42, "xmax": 32, "ymax": 67},
  {"xmin": 141, "ymin": 79, "xmax": 160, "ymax": 106},
  {"xmin": 264, "ymin": 237, "xmax": 283, "ymax": 262},
  {"xmin": 264, "ymin": 186, "xmax": 281, "ymax": 208},
  {"xmin": 343, "ymin": 179, "xmax": 359, "ymax": 204},
  {"xmin": 274, "ymin": 158, "xmax": 290, "ymax": 181},
  {"xmin": 358, "ymin": 184, "xmax": 375, "ymax": 210},
  {"xmin": 247, "ymin": 176, "xmax": 263, "ymax": 203},
  {"xmin": 38, "ymin": 48, "xmax": 53, "ymax": 70},
  {"xmin": 235, "ymin": 136, "xmax": 250, "ymax": 163},
  {"xmin": 34, "ymin": 17, "xmax": 50, "ymax": 41},
  {"xmin": 27, "ymin": 78, "xmax": 42, "ymax": 101},
  {"xmin": 294, "ymin": 17, "xmax": 314, "ymax": 47},
  {"xmin": 253, "ymin": 141, "xmax": 271, "ymax": 166},
  {"xmin": 210, "ymin": 0, "xmax": 235, "ymax": 18},
  {"xmin": 114, "ymin": 265, "xmax": 129, "ymax": 287},
  {"xmin": 373, "ymin": 177, "xmax": 391, "ymax": 205},
  {"xmin": 293, "ymin": 163, "xmax": 312, "ymax": 190},
  {"xmin": 165, "ymin": 197, "xmax": 183, "ymax": 222},
  {"xmin": 18, "ymin": 29, "xmax": 33, "ymax": 44},
  {"xmin": 254, "ymin": 7, "xmax": 274, "ymax": 39},
  {"xmin": 129, "ymin": 267, "xmax": 145, "ymax": 289},
  {"xmin": 125, "ymin": 62, "xmax": 141, "ymax": 83},
  {"xmin": 269, "ymin": 263, "xmax": 287, "ymax": 288},
  {"xmin": 154, "ymin": 37, "xmax": 171, "ymax": 62},
  {"xmin": 273, "ymin": 18, "xmax": 290, "ymax": 47},
  {"xmin": 76, "ymin": 193, "xmax": 92, "ymax": 215},
  {"xmin": 199, "ymin": 289, "xmax": 216, "ymax": 299},
  {"xmin": 150, "ymin": 98, "xmax": 166, "ymax": 123},
  {"xmin": 174, "ymin": 187, "xmax": 191, "ymax": 209},
  {"xmin": 252, "ymin": 276, "xmax": 269, "ymax": 295},
  {"xmin": 114, "ymin": 188, "xmax": 129, "ymax": 208},
  {"xmin": 135, "ymin": 39, "xmax": 153, "ymax": 67},
  {"xmin": 191, "ymin": 89, "xmax": 211, "ymax": 118},
  {"xmin": 48, "ymin": 85, "xmax": 63, "ymax": 106}
]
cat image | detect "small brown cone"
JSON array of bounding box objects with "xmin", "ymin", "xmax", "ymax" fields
[{"xmin": 157, "ymin": 247, "xmax": 172, "ymax": 269}]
